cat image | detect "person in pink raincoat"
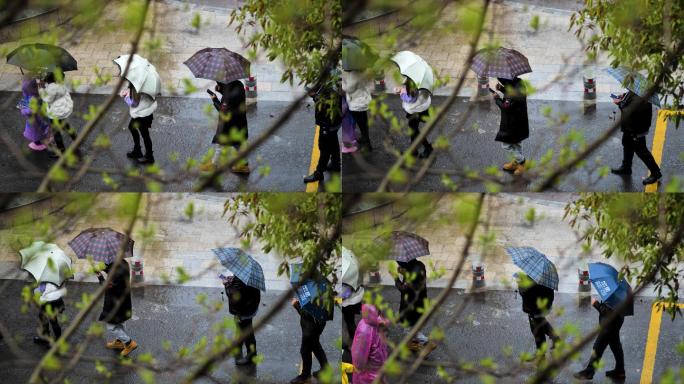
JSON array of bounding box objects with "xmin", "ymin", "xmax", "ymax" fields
[{"xmin": 351, "ymin": 304, "xmax": 389, "ymax": 384}]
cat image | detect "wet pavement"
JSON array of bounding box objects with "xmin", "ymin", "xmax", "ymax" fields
[
  {"xmin": 342, "ymin": 96, "xmax": 683, "ymax": 192},
  {"xmin": 0, "ymin": 92, "xmax": 320, "ymax": 192},
  {"xmin": 0, "ymin": 279, "xmax": 340, "ymax": 384},
  {"xmin": 373, "ymin": 287, "xmax": 682, "ymax": 384}
]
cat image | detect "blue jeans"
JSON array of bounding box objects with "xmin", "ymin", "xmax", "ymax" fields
[{"xmin": 502, "ymin": 142, "xmax": 525, "ymax": 163}]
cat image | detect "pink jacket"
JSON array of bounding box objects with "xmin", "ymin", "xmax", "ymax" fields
[{"xmin": 352, "ymin": 304, "xmax": 389, "ymax": 384}]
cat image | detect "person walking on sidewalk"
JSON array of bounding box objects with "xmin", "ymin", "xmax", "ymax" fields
[
  {"xmin": 39, "ymin": 72, "xmax": 80, "ymax": 159},
  {"xmin": 515, "ymin": 273, "xmax": 560, "ymax": 357},
  {"xmin": 491, "ymin": 77, "xmax": 529, "ymax": 175},
  {"xmin": 33, "ymin": 281, "xmax": 66, "ymax": 347},
  {"xmin": 205, "ymin": 80, "xmax": 250, "ymax": 174},
  {"xmin": 303, "ymin": 84, "xmax": 342, "ymax": 184},
  {"xmin": 351, "ymin": 304, "xmax": 389, "ymax": 384},
  {"xmin": 395, "ymin": 259, "xmax": 429, "ymax": 347},
  {"xmin": 609, "ymin": 90, "xmax": 662, "ymax": 185},
  {"xmin": 98, "ymin": 260, "xmax": 138, "ymax": 357},
  {"xmin": 20, "ymin": 76, "xmax": 51, "ymax": 151},
  {"xmin": 395, "ymin": 78, "xmax": 433, "ymax": 159},
  {"xmin": 222, "ymin": 274, "xmax": 260, "ymax": 365},
  {"xmin": 289, "ymin": 294, "xmax": 332, "ymax": 384},
  {"xmin": 341, "ymin": 69, "xmax": 373, "ymax": 151},
  {"xmin": 340, "ymin": 282, "xmax": 364, "ymax": 364},
  {"xmin": 573, "ymin": 298, "xmax": 627, "ymax": 380},
  {"xmin": 120, "ymin": 81, "xmax": 156, "ymax": 164}
]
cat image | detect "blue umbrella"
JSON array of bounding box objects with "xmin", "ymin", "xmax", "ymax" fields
[
  {"xmin": 588, "ymin": 262, "xmax": 634, "ymax": 316},
  {"xmin": 289, "ymin": 263, "xmax": 330, "ymax": 322},
  {"xmin": 605, "ymin": 67, "xmax": 661, "ymax": 107},
  {"xmin": 506, "ymin": 247, "xmax": 559, "ymax": 290},
  {"xmin": 212, "ymin": 248, "xmax": 266, "ymax": 291}
]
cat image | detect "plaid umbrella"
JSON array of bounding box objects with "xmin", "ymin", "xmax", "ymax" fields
[
  {"xmin": 184, "ymin": 48, "xmax": 250, "ymax": 83},
  {"xmin": 7, "ymin": 43, "xmax": 78, "ymax": 73},
  {"xmin": 376, "ymin": 231, "xmax": 430, "ymax": 262},
  {"xmin": 505, "ymin": 247, "xmax": 559, "ymax": 290},
  {"xmin": 605, "ymin": 67, "xmax": 661, "ymax": 107},
  {"xmin": 471, "ymin": 47, "xmax": 532, "ymax": 80},
  {"xmin": 68, "ymin": 228, "xmax": 134, "ymax": 264},
  {"xmin": 212, "ymin": 247, "xmax": 266, "ymax": 291}
]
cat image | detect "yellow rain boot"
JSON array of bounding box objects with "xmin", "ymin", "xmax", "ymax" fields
[
  {"xmin": 120, "ymin": 340, "xmax": 138, "ymax": 357},
  {"xmin": 503, "ymin": 160, "xmax": 519, "ymax": 172},
  {"xmin": 106, "ymin": 339, "xmax": 125, "ymax": 350}
]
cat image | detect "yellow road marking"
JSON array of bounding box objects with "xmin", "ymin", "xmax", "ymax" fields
[
  {"xmin": 645, "ymin": 110, "xmax": 669, "ymax": 192},
  {"xmin": 640, "ymin": 302, "xmax": 684, "ymax": 383},
  {"xmin": 305, "ymin": 125, "xmax": 321, "ymax": 192}
]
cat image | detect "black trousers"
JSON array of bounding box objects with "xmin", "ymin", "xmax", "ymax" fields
[
  {"xmin": 528, "ymin": 315, "xmax": 559, "ymax": 349},
  {"xmin": 236, "ymin": 317, "xmax": 257, "ymax": 356},
  {"xmin": 586, "ymin": 315, "xmax": 625, "ymax": 372},
  {"xmin": 350, "ymin": 110, "xmax": 370, "ymax": 144},
  {"xmin": 128, "ymin": 115, "xmax": 154, "ymax": 155},
  {"xmin": 51, "ymin": 120, "xmax": 77, "ymax": 151},
  {"xmin": 300, "ymin": 314, "xmax": 328, "ymax": 376},
  {"xmin": 621, "ymin": 132, "xmax": 660, "ymax": 174},
  {"xmin": 316, "ymin": 127, "xmax": 340, "ymax": 173},
  {"xmin": 407, "ymin": 111, "xmax": 432, "ymax": 151},
  {"xmin": 341, "ymin": 302, "xmax": 361, "ymax": 363},
  {"xmin": 38, "ymin": 299, "xmax": 65, "ymax": 340}
]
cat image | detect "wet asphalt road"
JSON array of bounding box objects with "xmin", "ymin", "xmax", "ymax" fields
[
  {"xmin": 0, "ymin": 279, "xmax": 341, "ymax": 384},
  {"xmin": 371, "ymin": 286, "xmax": 683, "ymax": 384},
  {"xmin": 342, "ymin": 96, "xmax": 684, "ymax": 192},
  {"xmin": 0, "ymin": 92, "xmax": 319, "ymax": 192}
]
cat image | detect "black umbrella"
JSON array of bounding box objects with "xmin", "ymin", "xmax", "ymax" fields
[{"xmin": 6, "ymin": 43, "xmax": 78, "ymax": 74}]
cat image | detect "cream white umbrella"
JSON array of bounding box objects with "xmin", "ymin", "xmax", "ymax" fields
[
  {"xmin": 341, "ymin": 247, "xmax": 360, "ymax": 290},
  {"xmin": 20, "ymin": 241, "xmax": 73, "ymax": 285},
  {"xmin": 391, "ymin": 51, "xmax": 435, "ymax": 92},
  {"xmin": 113, "ymin": 54, "xmax": 162, "ymax": 99}
]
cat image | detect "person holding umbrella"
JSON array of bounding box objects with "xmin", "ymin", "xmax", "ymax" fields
[
  {"xmin": 341, "ymin": 36, "xmax": 375, "ymax": 152},
  {"xmin": 39, "ymin": 72, "xmax": 80, "ymax": 159},
  {"xmin": 574, "ymin": 262, "xmax": 633, "ymax": 381},
  {"xmin": 69, "ymin": 228, "xmax": 137, "ymax": 357},
  {"xmin": 304, "ymin": 83, "xmax": 343, "ymax": 184},
  {"xmin": 606, "ymin": 68, "xmax": 662, "ymax": 184},
  {"xmin": 184, "ymin": 48, "xmax": 251, "ymax": 174},
  {"xmin": 339, "ymin": 247, "xmax": 364, "ymax": 366},
  {"xmin": 212, "ymin": 247, "xmax": 266, "ymax": 365},
  {"xmin": 289, "ymin": 264, "xmax": 333, "ymax": 384},
  {"xmin": 506, "ymin": 247, "xmax": 561, "ymax": 357},
  {"xmin": 392, "ymin": 51, "xmax": 434, "ymax": 159},
  {"xmin": 20, "ymin": 241, "xmax": 72, "ymax": 347},
  {"xmin": 19, "ymin": 75, "xmax": 51, "ymax": 151},
  {"xmin": 114, "ymin": 54, "xmax": 161, "ymax": 165}
]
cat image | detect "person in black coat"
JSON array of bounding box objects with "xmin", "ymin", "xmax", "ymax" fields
[
  {"xmin": 492, "ymin": 77, "xmax": 529, "ymax": 176},
  {"xmin": 304, "ymin": 84, "xmax": 342, "ymax": 184},
  {"xmin": 207, "ymin": 80, "xmax": 250, "ymax": 174},
  {"xmin": 610, "ymin": 90, "xmax": 661, "ymax": 185},
  {"xmin": 223, "ymin": 275, "xmax": 261, "ymax": 365},
  {"xmin": 516, "ymin": 274, "xmax": 560, "ymax": 356},
  {"xmin": 574, "ymin": 299, "xmax": 627, "ymax": 380},
  {"xmin": 97, "ymin": 260, "xmax": 137, "ymax": 357},
  {"xmin": 395, "ymin": 259, "xmax": 429, "ymax": 345},
  {"xmin": 290, "ymin": 288, "xmax": 333, "ymax": 384}
]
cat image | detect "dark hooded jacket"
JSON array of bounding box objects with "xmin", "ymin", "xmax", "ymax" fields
[
  {"xmin": 99, "ymin": 260, "xmax": 132, "ymax": 324},
  {"xmin": 395, "ymin": 259, "xmax": 428, "ymax": 325},
  {"xmin": 618, "ymin": 91, "xmax": 652, "ymax": 136},
  {"xmin": 224, "ymin": 276, "xmax": 261, "ymax": 317},
  {"xmin": 212, "ymin": 80, "xmax": 248, "ymax": 145},
  {"xmin": 518, "ymin": 282, "xmax": 554, "ymax": 316},
  {"xmin": 494, "ymin": 77, "xmax": 529, "ymax": 143},
  {"xmin": 313, "ymin": 86, "xmax": 343, "ymax": 133}
]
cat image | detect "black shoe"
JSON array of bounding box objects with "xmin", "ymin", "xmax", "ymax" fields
[
  {"xmin": 304, "ymin": 171, "xmax": 323, "ymax": 183},
  {"xmin": 418, "ymin": 144, "xmax": 433, "ymax": 159},
  {"xmin": 611, "ymin": 165, "xmax": 632, "ymax": 175},
  {"xmin": 127, "ymin": 149, "xmax": 143, "ymax": 159},
  {"xmin": 605, "ymin": 369, "xmax": 626, "ymax": 379},
  {"xmin": 289, "ymin": 374, "xmax": 311, "ymax": 384},
  {"xmin": 235, "ymin": 354, "xmax": 256, "ymax": 366},
  {"xmin": 33, "ymin": 336, "xmax": 50, "ymax": 347},
  {"xmin": 642, "ymin": 172, "xmax": 662, "ymax": 185},
  {"xmin": 137, "ymin": 155, "xmax": 155, "ymax": 165},
  {"xmin": 573, "ymin": 369, "xmax": 594, "ymax": 380}
]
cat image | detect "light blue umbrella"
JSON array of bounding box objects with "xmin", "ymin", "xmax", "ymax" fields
[
  {"xmin": 588, "ymin": 262, "xmax": 634, "ymax": 316},
  {"xmin": 506, "ymin": 247, "xmax": 559, "ymax": 290},
  {"xmin": 212, "ymin": 248, "xmax": 266, "ymax": 291},
  {"xmin": 289, "ymin": 263, "xmax": 330, "ymax": 322},
  {"xmin": 605, "ymin": 67, "xmax": 661, "ymax": 107}
]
